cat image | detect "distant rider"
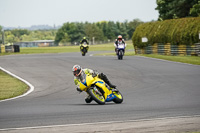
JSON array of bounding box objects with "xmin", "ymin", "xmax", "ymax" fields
[
  {"xmin": 72, "ymin": 65, "xmax": 117, "ymax": 103},
  {"xmin": 80, "ymin": 37, "xmax": 89, "ymax": 44},
  {"xmin": 80, "ymin": 37, "xmax": 89, "ymax": 51},
  {"xmin": 114, "ymin": 35, "xmax": 127, "ymax": 54}
]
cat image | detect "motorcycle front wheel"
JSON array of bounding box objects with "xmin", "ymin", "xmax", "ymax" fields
[
  {"xmin": 82, "ymin": 52, "xmax": 85, "ymax": 56},
  {"xmin": 87, "ymin": 87, "xmax": 105, "ymax": 105},
  {"xmin": 118, "ymin": 50, "xmax": 123, "ymax": 60},
  {"xmin": 113, "ymin": 91, "xmax": 123, "ymax": 104}
]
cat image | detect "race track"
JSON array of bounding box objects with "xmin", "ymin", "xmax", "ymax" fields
[{"xmin": 0, "ymin": 52, "xmax": 200, "ymax": 129}]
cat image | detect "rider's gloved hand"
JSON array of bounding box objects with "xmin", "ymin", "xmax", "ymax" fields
[
  {"xmin": 92, "ymin": 73, "xmax": 97, "ymax": 77},
  {"xmin": 76, "ymin": 87, "xmax": 82, "ymax": 92},
  {"xmin": 92, "ymin": 70, "xmax": 98, "ymax": 77}
]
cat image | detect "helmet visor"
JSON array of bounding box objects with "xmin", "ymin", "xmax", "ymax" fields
[{"xmin": 73, "ymin": 69, "xmax": 82, "ymax": 77}]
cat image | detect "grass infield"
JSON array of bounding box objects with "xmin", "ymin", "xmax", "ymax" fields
[{"xmin": 0, "ymin": 70, "xmax": 29, "ymax": 100}]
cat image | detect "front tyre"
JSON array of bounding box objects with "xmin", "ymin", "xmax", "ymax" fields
[
  {"xmin": 87, "ymin": 88, "xmax": 105, "ymax": 105},
  {"xmin": 82, "ymin": 52, "xmax": 85, "ymax": 56},
  {"xmin": 119, "ymin": 50, "xmax": 123, "ymax": 60},
  {"xmin": 113, "ymin": 91, "xmax": 123, "ymax": 104},
  {"xmin": 82, "ymin": 48, "xmax": 87, "ymax": 56}
]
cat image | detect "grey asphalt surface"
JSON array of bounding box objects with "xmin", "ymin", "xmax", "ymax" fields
[{"xmin": 0, "ymin": 52, "xmax": 200, "ymax": 131}]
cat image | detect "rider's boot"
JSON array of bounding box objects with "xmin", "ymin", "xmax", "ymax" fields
[
  {"xmin": 98, "ymin": 73, "xmax": 116, "ymax": 88},
  {"xmin": 115, "ymin": 48, "xmax": 118, "ymax": 55}
]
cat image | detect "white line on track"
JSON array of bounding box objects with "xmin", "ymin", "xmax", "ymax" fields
[
  {"xmin": 0, "ymin": 66, "xmax": 34, "ymax": 102},
  {"xmin": 0, "ymin": 115, "xmax": 199, "ymax": 131}
]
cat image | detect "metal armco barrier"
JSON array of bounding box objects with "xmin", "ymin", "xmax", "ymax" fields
[
  {"xmin": 135, "ymin": 43, "xmax": 200, "ymax": 56},
  {"xmin": 194, "ymin": 43, "xmax": 200, "ymax": 56}
]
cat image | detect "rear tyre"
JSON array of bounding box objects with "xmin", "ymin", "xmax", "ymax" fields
[{"xmin": 87, "ymin": 87, "xmax": 105, "ymax": 105}]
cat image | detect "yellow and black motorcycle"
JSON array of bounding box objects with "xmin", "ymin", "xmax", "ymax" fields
[
  {"xmin": 80, "ymin": 42, "xmax": 89, "ymax": 56},
  {"xmin": 78, "ymin": 73, "xmax": 123, "ymax": 105}
]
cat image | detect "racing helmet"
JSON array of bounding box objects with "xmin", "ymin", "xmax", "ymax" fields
[
  {"xmin": 118, "ymin": 35, "xmax": 122, "ymax": 39},
  {"xmin": 72, "ymin": 65, "xmax": 82, "ymax": 77},
  {"xmin": 118, "ymin": 35, "xmax": 122, "ymax": 41}
]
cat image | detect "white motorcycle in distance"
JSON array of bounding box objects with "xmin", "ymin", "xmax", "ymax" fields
[{"xmin": 117, "ymin": 44, "xmax": 125, "ymax": 60}]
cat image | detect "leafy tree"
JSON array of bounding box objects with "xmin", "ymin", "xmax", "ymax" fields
[
  {"xmin": 96, "ymin": 21, "xmax": 109, "ymax": 40},
  {"xmin": 127, "ymin": 19, "xmax": 143, "ymax": 40},
  {"xmin": 190, "ymin": 0, "xmax": 200, "ymax": 17},
  {"xmin": 11, "ymin": 29, "xmax": 30, "ymax": 38},
  {"xmin": 60, "ymin": 33, "xmax": 70, "ymax": 43},
  {"xmin": 55, "ymin": 22, "xmax": 84, "ymax": 44},
  {"xmin": 5, "ymin": 31, "xmax": 17, "ymax": 43},
  {"xmin": 106, "ymin": 21, "xmax": 117, "ymax": 40},
  {"xmin": 84, "ymin": 23, "xmax": 104, "ymax": 41},
  {"xmin": 117, "ymin": 22, "xmax": 129, "ymax": 39},
  {"xmin": 55, "ymin": 28, "xmax": 65, "ymax": 44},
  {"xmin": 156, "ymin": 0, "xmax": 199, "ymax": 20},
  {"xmin": 0, "ymin": 25, "xmax": 2, "ymax": 44}
]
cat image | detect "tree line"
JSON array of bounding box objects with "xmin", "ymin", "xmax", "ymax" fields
[
  {"xmin": 0, "ymin": 26, "xmax": 57, "ymax": 44},
  {"xmin": 54, "ymin": 19, "xmax": 143, "ymax": 45},
  {"xmin": 0, "ymin": 19, "xmax": 143, "ymax": 45},
  {"xmin": 156, "ymin": 0, "xmax": 200, "ymax": 20}
]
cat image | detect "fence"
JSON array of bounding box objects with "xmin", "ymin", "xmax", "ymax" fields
[{"xmin": 135, "ymin": 43, "xmax": 200, "ymax": 56}]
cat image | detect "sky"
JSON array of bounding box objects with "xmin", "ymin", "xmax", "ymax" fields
[{"xmin": 0, "ymin": 0, "xmax": 159, "ymax": 27}]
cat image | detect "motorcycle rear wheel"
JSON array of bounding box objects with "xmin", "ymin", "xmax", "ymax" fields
[{"xmin": 87, "ymin": 88, "xmax": 105, "ymax": 105}]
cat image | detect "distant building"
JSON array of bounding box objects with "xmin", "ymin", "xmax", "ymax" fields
[{"xmin": 14, "ymin": 40, "xmax": 55, "ymax": 47}]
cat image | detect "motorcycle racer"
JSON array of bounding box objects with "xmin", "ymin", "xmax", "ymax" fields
[
  {"xmin": 72, "ymin": 65, "xmax": 116, "ymax": 89},
  {"xmin": 80, "ymin": 37, "xmax": 89, "ymax": 45},
  {"xmin": 80, "ymin": 37, "xmax": 89, "ymax": 55},
  {"xmin": 72, "ymin": 65, "xmax": 123, "ymax": 104},
  {"xmin": 114, "ymin": 35, "xmax": 127, "ymax": 54},
  {"xmin": 72, "ymin": 65, "xmax": 117, "ymax": 103}
]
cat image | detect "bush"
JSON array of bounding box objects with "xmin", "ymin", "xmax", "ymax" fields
[{"xmin": 132, "ymin": 17, "xmax": 200, "ymax": 48}]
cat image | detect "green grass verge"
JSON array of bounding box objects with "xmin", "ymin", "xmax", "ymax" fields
[
  {"xmin": 97, "ymin": 52, "xmax": 200, "ymax": 65},
  {"xmin": 0, "ymin": 70, "xmax": 29, "ymax": 100},
  {"xmin": 139, "ymin": 54, "xmax": 200, "ymax": 65}
]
